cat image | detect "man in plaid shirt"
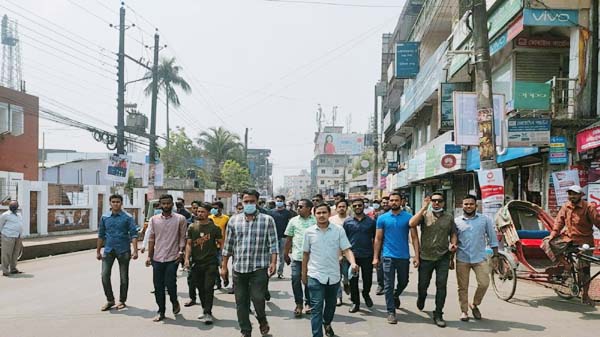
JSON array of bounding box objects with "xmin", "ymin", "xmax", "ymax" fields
[{"xmin": 221, "ymin": 189, "xmax": 279, "ymax": 337}]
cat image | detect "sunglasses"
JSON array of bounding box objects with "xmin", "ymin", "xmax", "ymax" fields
[
  {"xmin": 352, "ymin": 204, "xmax": 363, "ymax": 208},
  {"xmin": 297, "ymin": 205, "xmax": 305, "ymax": 209},
  {"xmin": 431, "ymin": 199, "xmax": 444, "ymax": 203}
]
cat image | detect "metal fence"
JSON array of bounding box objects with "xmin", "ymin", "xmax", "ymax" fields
[{"xmin": 549, "ymin": 76, "xmax": 577, "ymax": 119}]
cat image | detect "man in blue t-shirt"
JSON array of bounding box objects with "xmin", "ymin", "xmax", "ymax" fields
[{"xmin": 373, "ymin": 192, "xmax": 419, "ymax": 325}]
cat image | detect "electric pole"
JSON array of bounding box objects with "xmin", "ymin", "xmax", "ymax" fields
[
  {"xmin": 149, "ymin": 30, "xmax": 160, "ymax": 165},
  {"xmin": 116, "ymin": 4, "xmax": 126, "ymax": 155},
  {"xmin": 244, "ymin": 127, "xmax": 249, "ymax": 166},
  {"xmin": 472, "ymin": 0, "xmax": 496, "ymax": 169},
  {"xmin": 373, "ymin": 84, "xmax": 379, "ymax": 198}
]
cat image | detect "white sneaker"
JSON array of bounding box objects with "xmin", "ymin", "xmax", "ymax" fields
[
  {"xmin": 197, "ymin": 313, "xmax": 205, "ymax": 320},
  {"xmin": 205, "ymin": 313, "xmax": 214, "ymax": 325}
]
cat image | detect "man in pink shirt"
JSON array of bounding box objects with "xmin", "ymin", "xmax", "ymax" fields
[{"xmin": 145, "ymin": 194, "xmax": 187, "ymax": 322}]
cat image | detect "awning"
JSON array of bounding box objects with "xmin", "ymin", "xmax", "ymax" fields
[{"xmin": 466, "ymin": 147, "xmax": 539, "ymax": 171}]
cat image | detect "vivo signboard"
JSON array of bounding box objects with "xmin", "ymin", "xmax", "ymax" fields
[{"xmin": 523, "ymin": 8, "xmax": 579, "ymax": 27}]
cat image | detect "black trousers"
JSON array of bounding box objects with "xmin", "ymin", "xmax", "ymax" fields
[
  {"xmin": 233, "ymin": 268, "xmax": 269, "ymax": 335},
  {"xmin": 417, "ymin": 253, "xmax": 450, "ymax": 316},
  {"xmin": 350, "ymin": 257, "xmax": 373, "ymax": 306},
  {"xmin": 190, "ymin": 262, "xmax": 218, "ymax": 314}
]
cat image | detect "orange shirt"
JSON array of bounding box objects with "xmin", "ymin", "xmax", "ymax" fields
[{"xmin": 553, "ymin": 200, "xmax": 600, "ymax": 245}]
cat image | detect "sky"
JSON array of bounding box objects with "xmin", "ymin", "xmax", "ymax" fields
[{"xmin": 5, "ymin": 0, "xmax": 402, "ymax": 189}]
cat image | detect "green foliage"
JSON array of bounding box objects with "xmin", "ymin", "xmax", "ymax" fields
[
  {"xmin": 159, "ymin": 127, "xmax": 204, "ymax": 178},
  {"xmin": 197, "ymin": 126, "xmax": 245, "ymax": 188},
  {"xmin": 220, "ymin": 160, "xmax": 251, "ymax": 192},
  {"xmin": 351, "ymin": 149, "xmax": 375, "ymax": 178}
]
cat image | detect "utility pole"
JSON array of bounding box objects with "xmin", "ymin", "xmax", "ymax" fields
[
  {"xmin": 592, "ymin": 0, "xmax": 599, "ymax": 117},
  {"xmin": 373, "ymin": 84, "xmax": 379, "ymax": 198},
  {"xmin": 244, "ymin": 127, "xmax": 249, "ymax": 166},
  {"xmin": 472, "ymin": 0, "xmax": 496, "ymax": 169},
  {"xmin": 149, "ymin": 30, "xmax": 160, "ymax": 165},
  {"xmin": 116, "ymin": 4, "xmax": 126, "ymax": 155}
]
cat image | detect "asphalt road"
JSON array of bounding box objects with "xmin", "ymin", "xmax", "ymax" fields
[{"xmin": 0, "ymin": 250, "xmax": 598, "ymax": 337}]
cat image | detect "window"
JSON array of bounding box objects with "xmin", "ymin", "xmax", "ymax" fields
[
  {"xmin": 0, "ymin": 104, "xmax": 24, "ymax": 136},
  {"xmin": 426, "ymin": 123, "xmax": 431, "ymax": 143},
  {"xmin": 334, "ymin": 169, "xmax": 340, "ymax": 175},
  {"xmin": 335, "ymin": 159, "xmax": 339, "ymax": 164},
  {"xmin": 319, "ymin": 158, "xmax": 325, "ymax": 164},
  {"xmin": 320, "ymin": 169, "xmax": 326, "ymax": 174},
  {"xmin": 334, "ymin": 180, "xmax": 339, "ymax": 185},
  {"xmin": 320, "ymin": 180, "xmax": 325, "ymax": 185}
]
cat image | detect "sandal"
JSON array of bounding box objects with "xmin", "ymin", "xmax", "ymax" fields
[
  {"xmin": 259, "ymin": 321, "xmax": 270, "ymax": 335},
  {"xmin": 294, "ymin": 306, "xmax": 302, "ymax": 317},
  {"xmin": 100, "ymin": 302, "xmax": 115, "ymax": 311},
  {"xmin": 153, "ymin": 314, "xmax": 165, "ymax": 322},
  {"xmin": 116, "ymin": 303, "xmax": 126, "ymax": 310}
]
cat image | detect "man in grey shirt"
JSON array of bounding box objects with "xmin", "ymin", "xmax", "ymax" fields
[{"xmin": 302, "ymin": 202, "xmax": 358, "ymax": 337}]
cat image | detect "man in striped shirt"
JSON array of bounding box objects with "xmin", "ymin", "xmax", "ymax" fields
[{"xmin": 221, "ymin": 189, "xmax": 279, "ymax": 337}]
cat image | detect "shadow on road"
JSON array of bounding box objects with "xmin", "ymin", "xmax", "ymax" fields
[
  {"xmin": 507, "ymin": 296, "xmax": 598, "ymax": 319},
  {"xmin": 447, "ymin": 318, "xmax": 546, "ymax": 333}
]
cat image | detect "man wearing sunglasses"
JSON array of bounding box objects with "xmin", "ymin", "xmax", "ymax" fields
[{"xmin": 409, "ymin": 192, "xmax": 457, "ymax": 328}]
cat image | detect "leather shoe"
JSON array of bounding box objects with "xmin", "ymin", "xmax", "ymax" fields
[
  {"xmin": 349, "ymin": 303, "xmax": 359, "ymax": 313},
  {"xmin": 434, "ymin": 315, "xmax": 447, "ymax": 328},
  {"xmin": 416, "ymin": 296, "xmax": 425, "ymax": 311},
  {"xmin": 364, "ymin": 295, "xmax": 373, "ymax": 308}
]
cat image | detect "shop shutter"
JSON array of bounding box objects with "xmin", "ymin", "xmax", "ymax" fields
[{"xmin": 515, "ymin": 52, "xmax": 562, "ymax": 83}]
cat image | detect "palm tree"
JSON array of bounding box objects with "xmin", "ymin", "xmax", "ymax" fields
[
  {"xmin": 197, "ymin": 127, "xmax": 244, "ymax": 188},
  {"xmin": 144, "ymin": 57, "xmax": 191, "ymax": 143}
]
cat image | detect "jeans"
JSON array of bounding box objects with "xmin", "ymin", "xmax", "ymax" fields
[
  {"xmin": 350, "ymin": 257, "xmax": 373, "ymax": 305},
  {"xmin": 191, "ymin": 263, "xmax": 218, "ymax": 314},
  {"xmin": 337, "ymin": 258, "xmax": 349, "ymax": 299},
  {"xmin": 233, "ymin": 268, "xmax": 269, "ymax": 335},
  {"xmin": 291, "ymin": 260, "xmax": 310, "ymax": 305},
  {"xmin": 277, "ymin": 238, "xmax": 286, "ymax": 275},
  {"xmin": 101, "ymin": 250, "xmax": 131, "ymax": 303},
  {"xmin": 377, "ymin": 249, "xmax": 384, "ymax": 289},
  {"xmin": 456, "ymin": 260, "xmax": 490, "ymax": 313},
  {"xmin": 215, "ymin": 249, "xmax": 223, "ymax": 287},
  {"xmin": 382, "ymin": 257, "xmax": 409, "ymax": 314},
  {"xmin": 418, "ymin": 253, "xmax": 450, "ymax": 316},
  {"xmin": 308, "ymin": 277, "xmax": 339, "ymax": 337},
  {"xmin": 152, "ymin": 260, "xmax": 179, "ymax": 315}
]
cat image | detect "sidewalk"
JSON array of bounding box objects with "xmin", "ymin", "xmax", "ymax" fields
[{"xmin": 20, "ymin": 232, "xmax": 98, "ymax": 260}]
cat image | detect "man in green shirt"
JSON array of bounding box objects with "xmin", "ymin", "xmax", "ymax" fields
[
  {"xmin": 284, "ymin": 198, "xmax": 316, "ymax": 317},
  {"xmin": 184, "ymin": 202, "xmax": 223, "ymax": 325},
  {"xmin": 409, "ymin": 192, "xmax": 457, "ymax": 328}
]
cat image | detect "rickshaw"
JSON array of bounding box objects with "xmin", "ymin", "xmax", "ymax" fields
[{"xmin": 491, "ymin": 200, "xmax": 600, "ymax": 302}]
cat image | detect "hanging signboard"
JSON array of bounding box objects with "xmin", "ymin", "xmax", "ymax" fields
[
  {"xmin": 439, "ymin": 82, "xmax": 471, "ymax": 130},
  {"xmin": 523, "ymin": 8, "xmax": 579, "ymax": 27},
  {"xmin": 507, "ymin": 117, "xmax": 551, "ymax": 147},
  {"xmin": 551, "ymin": 169, "xmax": 580, "ymax": 206},
  {"xmin": 453, "ymin": 92, "xmax": 505, "ymax": 146},
  {"xmin": 477, "ymin": 168, "xmax": 505, "ymax": 220},
  {"xmin": 513, "ymin": 81, "xmax": 551, "ymax": 110},
  {"xmin": 106, "ymin": 154, "xmax": 130, "ymax": 183},
  {"xmin": 549, "ymin": 136, "xmax": 568, "ymax": 165},
  {"xmin": 576, "ymin": 125, "xmax": 600, "ymax": 153},
  {"xmin": 387, "ymin": 161, "xmax": 399, "ymax": 174},
  {"xmin": 395, "ymin": 42, "xmax": 420, "ymax": 78}
]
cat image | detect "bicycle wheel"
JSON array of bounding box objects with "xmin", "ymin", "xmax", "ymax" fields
[
  {"xmin": 491, "ymin": 254, "xmax": 517, "ymax": 301},
  {"xmin": 554, "ymin": 288, "xmax": 574, "ymax": 300}
]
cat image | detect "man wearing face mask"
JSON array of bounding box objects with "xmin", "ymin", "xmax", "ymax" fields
[
  {"xmin": 409, "ymin": 192, "xmax": 457, "ymax": 327},
  {"xmin": 222, "ymin": 189, "xmax": 278, "ymax": 337},
  {"xmin": 209, "ymin": 201, "xmax": 229, "ymax": 290},
  {"xmin": 269, "ymin": 195, "xmax": 295, "ymax": 279},
  {"xmin": 0, "ymin": 201, "xmax": 24, "ymax": 276},
  {"xmin": 454, "ymin": 194, "xmax": 498, "ymax": 322}
]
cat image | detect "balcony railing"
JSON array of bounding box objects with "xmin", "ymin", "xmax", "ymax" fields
[{"xmin": 549, "ymin": 76, "xmax": 577, "ymax": 119}]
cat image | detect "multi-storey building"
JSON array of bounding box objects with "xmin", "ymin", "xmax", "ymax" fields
[
  {"xmin": 379, "ymin": 0, "xmax": 599, "ymax": 217},
  {"xmin": 283, "ymin": 169, "xmax": 311, "ymax": 200},
  {"xmin": 247, "ymin": 148, "xmax": 273, "ymax": 198}
]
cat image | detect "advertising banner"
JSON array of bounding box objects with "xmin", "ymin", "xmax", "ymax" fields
[
  {"xmin": 513, "ymin": 81, "xmax": 551, "ymax": 110},
  {"xmin": 477, "ymin": 168, "xmax": 505, "ymax": 220},
  {"xmin": 551, "ymin": 169, "xmax": 580, "ymax": 206},
  {"xmin": 106, "ymin": 154, "xmax": 130, "ymax": 183},
  {"xmin": 439, "ymin": 82, "xmax": 472, "ymax": 130},
  {"xmin": 315, "ymin": 133, "xmax": 365, "ymax": 155},
  {"xmin": 395, "ymin": 42, "xmax": 420, "ymax": 78},
  {"xmin": 454, "ymin": 92, "xmax": 505, "ymax": 146},
  {"xmin": 549, "ymin": 136, "xmax": 568, "ymax": 164},
  {"xmin": 507, "ymin": 118, "xmax": 551, "ymax": 147},
  {"xmin": 576, "ymin": 126, "xmax": 600, "ymax": 153},
  {"xmin": 523, "ymin": 8, "xmax": 579, "ymax": 27}
]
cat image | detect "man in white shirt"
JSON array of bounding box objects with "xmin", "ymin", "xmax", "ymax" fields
[{"xmin": 0, "ymin": 201, "xmax": 24, "ymax": 276}]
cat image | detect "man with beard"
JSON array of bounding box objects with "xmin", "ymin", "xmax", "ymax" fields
[
  {"xmin": 454, "ymin": 194, "xmax": 498, "ymax": 322},
  {"xmin": 145, "ymin": 194, "xmax": 187, "ymax": 322},
  {"xmin": 343, "ymin": 199, "xmax": 376, "ymax": 313},
  {"xmin": 409, "ymin": 192, "xmax": 457, "ymax": 327},
  {"xmin": 372, "ymin": 192, "xmax": 418, "ymax": 324},
  {"xmin": 184, "ymin": 202, "xmax": 223, "ymax": 324},
  {"xmin": 547, "ymin": 185, "xmax": 600, "ymax": 305}
]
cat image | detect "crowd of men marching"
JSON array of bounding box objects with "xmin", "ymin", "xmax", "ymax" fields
[{"xmin": 93, "ymin": 189, "xmax": 504, "ymax": 337}]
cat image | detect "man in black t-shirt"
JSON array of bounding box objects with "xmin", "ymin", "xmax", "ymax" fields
[{"xmin": 184, "ymin": 202, "xmax": 223, "ymax": 324}]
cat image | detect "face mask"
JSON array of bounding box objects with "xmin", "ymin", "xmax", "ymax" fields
[
  {"xmin": 153, "ymin": 209, "xmax": 162, "ymax": 215},
  {"xmin": 373, "ymin": 203, "xmax": 380, "ymax": 210},
  {"xmin": 244, "ymin": 204, "xmax": 257, "ymax": 214},
  {"xmin": 210, "ymin": 208, "xmax": 219, "ymax": 215},
  {"xmin": 275, "ymin": 201, "xmax": 285, "ymax": 208},
  {"xmin": 9, "ymin": 205, "xmax": 18, "ymax": 213}
]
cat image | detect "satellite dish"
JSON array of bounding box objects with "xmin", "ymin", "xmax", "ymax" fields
[
  {"xmin": 360, "ymin": 160, "xmax": 370, "ymax": 168},
  {"xmin": 390, "ymin": 135, "xmax": 406, "ymax": 146}
]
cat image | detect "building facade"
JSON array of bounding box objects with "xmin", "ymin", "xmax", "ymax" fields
[
  {"xmin": 283, "ymin": 169, "xmax": 311, "ymax": 200},
  {"xmin": 247, "ymin": 148, "xmax": 273, "ymax": 198}
]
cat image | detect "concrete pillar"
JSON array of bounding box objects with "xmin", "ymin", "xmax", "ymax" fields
[
  {"xmin": 35, "ymin": 181, "xmax": 49, "ymax": 235},
  {"xmin": 88, "ymin": 185, "xmax": 99, "ymax": 231},
  {"xmin": 17, "ymin": 180, "xmax": 31, "ymax": 237}
]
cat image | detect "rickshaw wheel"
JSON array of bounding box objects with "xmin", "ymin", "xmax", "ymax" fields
[
  {"xmin": 554, "ymin": 288, "xmax": 574, "ymax": 300},
  {"xmin": 491, "ymin": 254, "xmax": 517, "ymax": 301}
]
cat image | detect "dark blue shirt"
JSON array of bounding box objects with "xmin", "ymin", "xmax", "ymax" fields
[
  {"xmin": 376, "ymin": 210, "xmax": 412, "ymax": 259},
  {"xmin": 343, "ymin": 215, "xmax": 376, "ymax": 258},
  {"xmin": 98, "ymin": 211, "xmax": 137, "ymax": 256},
  {"xmin": 269, "ymin": 208, "xmax": 295, "ymax": 239}
]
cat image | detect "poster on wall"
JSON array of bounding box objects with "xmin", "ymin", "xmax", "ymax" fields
[
  {"xmin": 314, "ymin": 133, "xmax": 365, "ymax": 155},
  {"xmin": 477, "ymin": 168, "xmax": 505, "ymax": 220},
  {"xmin": 106, "ymin": 154, "xmax": 130, "ymax": 183},
  {"xmin": 453, "ymin": 92, "xmax": 505, "ymax": 146},
  {"xmin": 551, "ymin": 169, "xmax": 580, "ymax": 207}
]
